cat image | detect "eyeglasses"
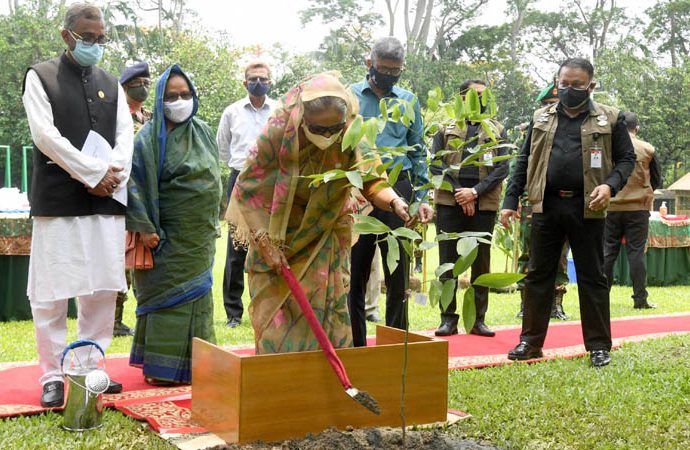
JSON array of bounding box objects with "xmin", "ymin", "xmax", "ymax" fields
[
  {"xmin": 375, "ymin": 65, "xmax": 404, "ymax": 76},
  {"xmin": 163, "ymin": 91, "xmax": 193, "ymax": 102},
  {"xmin": 68, "ymin": 29, "xmax": 109, "ymax": 47},
  {"xmin": 305, "ymin": 121, "xmax": 346, "ymax": 136},
  {"xmin": 126, "ymin": 79, "xmax": 151, "ymax": 88},
  {"xmin": 557, "ymin": 81, "xmax": 591, "ymax": 91},
  {"xmin": 247, "ymin": 76, "xmax": 270, "ymax": 83}
]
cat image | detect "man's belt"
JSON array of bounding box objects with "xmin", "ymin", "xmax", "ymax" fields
[{"xmin": 556, "ymin": 190, "xmax": 579, "ymax": 198}]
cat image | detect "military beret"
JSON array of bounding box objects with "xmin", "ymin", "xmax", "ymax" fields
[
  {"xmin": 119, "ymin": 61, "xmax": 150, "ymax": 85},
  {"xmin": 536, "ymin": 82, "xmax": 558, "ymax": 103}
]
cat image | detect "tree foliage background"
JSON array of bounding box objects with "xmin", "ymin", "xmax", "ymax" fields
[{"xmin": 2, "ymin": 0, "xmax": 690, "ymax": 187}]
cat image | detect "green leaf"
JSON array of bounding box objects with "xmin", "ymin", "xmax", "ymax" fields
[
  {"xmin": 453, "ymin": 246, "xmax": 478, "ymax": 277},
  {"xmin": 440, "ymin": 279, "xmax": 456, "ymax": 313},
  {"xmin": 418, "ymin": 240, "xmax": 437, "ymax": 251},
  {"xmin": 364, "ymin": 118, "xmax": 379, "ymax": 147},
  {"xmin": 473, "ymin": 273, "xmax": 525, "ymax": 288},
  {"xmin": 379, "ymin": 98, "xmax": 388, "ymax": 122},
  {"xmin": 465, "ymin": 88, "xmax": 481, "ymax": 116},
  {"xmin": 345, "ymin": 170, "xmax": 363, "ymax": 189},
  {"xmin": 391, "ymin": 227, "xmax": 421, "ymax": 241},
  {"xmin": 342, "ymin": 115, "xmax": 363, "ymax": 150},
  {"xmin": 387, "ymin": 161, "xmax": 403, "ymax": 186},
  {"xmin": 428, "ymin": 279, "xmax": 443, "ymax": 308},
  {"xmin": 435, "ymin": 263, "xmax": 455, "ymax": 278},
  {"xmin": 352, "ymin": 214, "xmax": 391, "ymax": 234},
  {"xmin": 480, "ymin": 121, "xmax": 497, "ymax": 143},
  {"xmin": 462, "ymin": 287, "xmax": 477, "ymax": 333},
  {"xmin": 456, "ymin": 237, "xmax": 478, "ymax": 257},
  {"xmin": 432, "ymin": 174, "xmax": 445, "ymax": 189},
  {"xmin": 386, "ymin": 234, "xmax": 399, "ymax": 274},
  {"xmin": 323, "ymin": 169, "xmax": 345, "ymax": 183},
  {"xmin": 391, "ymin": 104, "xmax": 401, "ymax": 122}
]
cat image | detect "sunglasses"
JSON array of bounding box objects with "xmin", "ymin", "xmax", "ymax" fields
[
  {"xmin": 305, "ymin": 121, "xmax": 346, "ymax": 136},
  {"xmin": 163, "ymin": 92, "xmax": 193, "ymax": 102}
]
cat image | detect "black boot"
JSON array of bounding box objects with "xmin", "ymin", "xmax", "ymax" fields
[
  {"xmin": 516, "ymin": 289, "xmax": 525, "ymax": 318},
  {"xmin": 551, "ymin": 290, "xmax": 568, "ymax": 320},
  {"xmin": 434, "ymin": 316, "xmax": 459, "ymax": 336},
  {"xmin": 113, "ymin": 297, "xmax": 134, "ymax": 337}
]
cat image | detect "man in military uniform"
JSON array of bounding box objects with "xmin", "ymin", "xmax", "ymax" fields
[
  {"xmin": 113, "ymin": 61, "xmax": 152, "ymax": 337},
  {"xmin": 501, "ymin": 58, "xmax": 635, "ymax": 367},
  {"xmin": 515, "ymin": 82, "xmax": 569, "ymax": 320}
]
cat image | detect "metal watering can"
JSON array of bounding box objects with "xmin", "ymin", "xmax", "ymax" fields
[{"xmin": 60, "ymin": 340, "xmax": 110, "ymax": 431}]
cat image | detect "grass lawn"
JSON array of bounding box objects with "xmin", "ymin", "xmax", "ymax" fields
[{"xmin": 1, "ymin": 224, "xmax": 689, "ymax": 449}]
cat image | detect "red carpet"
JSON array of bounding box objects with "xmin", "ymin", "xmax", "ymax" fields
[{"xmin": 1, "ymin": 313, "xmax": 689, "ymax": 431}]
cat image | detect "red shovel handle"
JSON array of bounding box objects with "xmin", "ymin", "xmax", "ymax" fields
[{"xmin": 280, "ymin": 265, "xmax": 353, "ymax": 390}]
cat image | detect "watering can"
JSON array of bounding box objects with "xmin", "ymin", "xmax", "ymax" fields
[{"xmin": 60, "ymin": 340, "xmax": 110, "ymax": 431}]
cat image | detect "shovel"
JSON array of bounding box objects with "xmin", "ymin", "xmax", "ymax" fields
[{"xmin": 280, "ymin": 264, "xmax": 380, "ymax": 415}]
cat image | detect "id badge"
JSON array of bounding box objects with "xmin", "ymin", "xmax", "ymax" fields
[
  {"xmin": 483, "ymin": 152, "xmax": 493, "ymax": 167},
  {"xmin": 591, "ymin": 149, "xmax": 602, "ymax": 169}
]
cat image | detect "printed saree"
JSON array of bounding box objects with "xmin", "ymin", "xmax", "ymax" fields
[
  {"xmin": 126, "ymin": 65, "xmax": 221, "ymax": 382},
  {"xmin": 227, "ymin": 72, "xmax": 385, "ymax": 354}
]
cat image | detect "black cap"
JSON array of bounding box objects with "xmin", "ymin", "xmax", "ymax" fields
[{"xmin": 119, "ymin": 61, "xmax": 150, "ymax": 85}]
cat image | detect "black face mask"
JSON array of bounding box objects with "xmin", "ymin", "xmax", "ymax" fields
[
  {"xmin": 557, "ymin": 85, "xmax": 590, "ymax": 109},
  {"xmin": 127, "ymin": 85, "xmax": 149, "ymax": 102},
  {"xmin": 369, "ymin": 66, "xmax": 400, "ymax": 92}
]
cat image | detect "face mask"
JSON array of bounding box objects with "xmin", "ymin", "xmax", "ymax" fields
[
  {"xmin": 369, "ymin": 66, "xmax": 400, "ymax": 92},
  {"xmin": 127, "ymin": 85, "xmax": 149, "ymax": 102},
  {"xmin": 247, "ymin": 80, "xmax": 269, "ymax": 97},
  {"xmin": 71, "ymin": 40, "xmax": 104, "ymax": 67},
  {"xmin": 557, "ymin": 85, "xmax": 591, "ymax": 109},
  {"xmin": 163, "ymin": 98, "xmax": 194, "ymax": 123},
  {"xmin": 302, "ymin": 124, "xmax": 342, "ymax": 150}
]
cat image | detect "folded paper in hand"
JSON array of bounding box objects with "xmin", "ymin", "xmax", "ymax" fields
[{"xmin": 82, "ymin": 130, "xmax": 127, "ymax": 206}]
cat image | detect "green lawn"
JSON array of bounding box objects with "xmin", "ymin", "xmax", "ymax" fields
[{"xmin": 1, "ymin": 224, "xmax": 689, "ymax": 449}]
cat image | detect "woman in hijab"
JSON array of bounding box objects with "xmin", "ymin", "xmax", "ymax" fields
[
  {"xmin": 126, "ymin": 64, "xmax": 221, "ymax": 385},
  {"xmin": 227, "ymin": 72, "xmax": 412, "ymax": 355}
]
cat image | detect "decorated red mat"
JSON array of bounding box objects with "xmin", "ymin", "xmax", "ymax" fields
[{"xmin": 1, "ymin": 313, "xmax": 689, "ymax": 426}]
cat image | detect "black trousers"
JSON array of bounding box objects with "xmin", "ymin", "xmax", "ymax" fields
[
  {"xmin": 348, "ymin": 174, "xmax": 413, "ymax": 347},
  {"xmin": 223, "ymin": 169, "xmax": 248, "ymax": 320},
  {"xmin": 602, "ymin": 210, "xmax": 649, "ymax": 304},
  {"xmin": 522, "ymin": 194, "xmax": 611, "ymax": 351},
  {"xmin": 435, "ymin": 204, "xmax": 495, "ymax": 325}
]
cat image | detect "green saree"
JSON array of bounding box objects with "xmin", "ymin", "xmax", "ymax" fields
[{"xmin": 126, "ymin": 65, "xmax": 221, "ymax": 383}]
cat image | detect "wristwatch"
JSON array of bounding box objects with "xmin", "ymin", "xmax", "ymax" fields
[{"xmin": 471, "ymin": 188, "xmax": 478, "ymax": 198}]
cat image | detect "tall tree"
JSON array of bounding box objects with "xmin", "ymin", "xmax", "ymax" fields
[{"xmin": 645, "ymin": 0, "xmax": 690, "ymax": 67}]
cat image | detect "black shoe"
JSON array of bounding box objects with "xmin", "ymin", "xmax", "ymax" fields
[
  {"xmin": 507, "ymin": 341, "xmax": 543, "ymax": 360},
  {"xmin": 590, "ymin": 349, "xmax": 611, "ymax": 367},
  {"xmin": 113, "ymin": 321, "xmax": 134, "ymax": 337},
  {"xmin": 470, "ymin": 322, "xmax": 496, "ymax": 337},
  {"xmin": 633, "ymin": 302, "xmax": 657, "ymax": 309},
  {"xmin": 40, "ymin": 381, "xmax": 64, "ymax": 408},
  {"xmin": 226, "ymin": 317, "xmax": 241, "ymax": 328},
  {"xmin": 434, "ymin": 321, "xmax": 458, "ymax": 336},
  {"xmin": 105, "ymin": 379, "xmax": 123, "ymax": 394},
  {"xmin": 365, "ymin": 313, "xmax": 380, "ymax": 323}
]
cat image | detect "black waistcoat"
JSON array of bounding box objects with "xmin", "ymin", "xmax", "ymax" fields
[{"xmin": 24, "ymin": 52, "xmax": 124, "ymax": 216}]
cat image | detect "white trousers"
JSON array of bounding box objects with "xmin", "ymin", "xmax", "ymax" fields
[{"xmin": 30, "ymin": 290, "xmax": 117, "ymax": 385}]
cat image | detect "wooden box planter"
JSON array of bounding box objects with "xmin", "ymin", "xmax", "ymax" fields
[{"xmin": 191, "ymin": 325, "xmax": 448, "ymax": 444}]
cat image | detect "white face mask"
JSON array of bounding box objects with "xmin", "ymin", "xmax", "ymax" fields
[
  {"xmin": 163, "ymin": 98, "xmax": 194, "ymax": 123},
  {"xmin": 301, "ymin": 124, "xmax": 343, "ymax": 150}
]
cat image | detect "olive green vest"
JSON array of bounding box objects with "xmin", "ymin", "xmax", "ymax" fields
[
  {"xmin": 608, "ymin": 135, "xmax": 655, "ymax": 212},
  {"xmin": 526, "ymin": 101, "xmax": 620, "ymax": 219},
  {"xmin": 434, "ymin": 119, "xmax": 504, "ymax": 211}
]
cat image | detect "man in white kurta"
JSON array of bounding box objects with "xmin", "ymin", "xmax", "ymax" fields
[{"xmin": 22, "ymin": 4, "xmax": 133, "ymax": 407}]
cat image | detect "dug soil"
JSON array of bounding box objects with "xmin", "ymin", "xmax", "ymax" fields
[{"xmin": 213, "ymin": 427, "xmax": 500, "ymax": 450}]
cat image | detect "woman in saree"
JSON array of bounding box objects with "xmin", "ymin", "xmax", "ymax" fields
[
  {"xmin": 227, "ymin": 72, "xmax": 412, "ymax": 354},
  {"xmin": 126, "ymin": 64, "xmax": 221, "ymax": 384}
]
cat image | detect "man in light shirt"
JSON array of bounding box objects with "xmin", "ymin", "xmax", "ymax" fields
[
  {"xmin": 22, "ymin": 3, "xmax": 132, "ymax": 407},
  {"xmin": 217, "ymin": 61, "xmax": 276, "ymax": 328}
]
